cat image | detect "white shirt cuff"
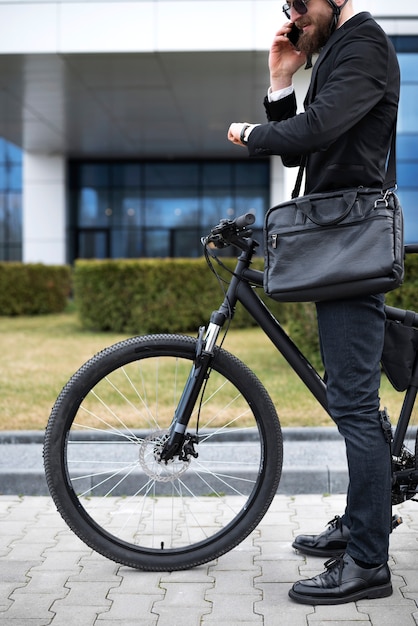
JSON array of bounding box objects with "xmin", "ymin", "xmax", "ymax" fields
[{"xmin": 268, "ymin": 85, "xmax": 294, "ymax": 102}]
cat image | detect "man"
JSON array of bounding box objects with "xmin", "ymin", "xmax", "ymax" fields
[{"xmin": 228, "ymin": 0, "xmax": 400, "ymax": 606}]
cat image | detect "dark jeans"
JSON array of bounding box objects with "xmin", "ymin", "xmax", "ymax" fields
[{"xmin": 316, "ymin": 294, "xmax": 392, "ymax": 565}]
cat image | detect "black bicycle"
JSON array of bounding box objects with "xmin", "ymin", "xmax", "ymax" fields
[{"xmin": 43, "ymin": 213, "xmax": 418, "ymax": 571}]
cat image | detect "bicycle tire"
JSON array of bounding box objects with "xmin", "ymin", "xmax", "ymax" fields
[{"xmin": 43, "ymin": 334, "xmax": 283, "ymax": 571}]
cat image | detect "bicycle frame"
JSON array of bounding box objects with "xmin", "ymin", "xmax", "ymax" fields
[
  {"xmin": 161, "ymin": 238, "xmax": 328, "ymax": 460},
  {"xmin": 162, "ymin": 231, "xmax": 418, "ymax": 477}
]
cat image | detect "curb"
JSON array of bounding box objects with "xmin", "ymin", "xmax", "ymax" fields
[{"xmin": 1, "ymin": 428, "xmax": 348, "ymax": 496}]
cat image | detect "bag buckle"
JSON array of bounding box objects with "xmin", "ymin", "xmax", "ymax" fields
[
  {"xmin": 375, "ymin": 185, "xmax": 397, "ymax": 209},
  {"xmin": 375, "ymin": 189, "xmax": 391, "ymax": 209}
]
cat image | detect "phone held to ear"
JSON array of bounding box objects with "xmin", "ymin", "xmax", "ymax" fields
[
  {"xmin": 287, "ymin": 23, "xmax": 312, "ymax": 70},
  {"xmin": 288, "ymin": 23, "xmax": 301, "ymax": 46}
]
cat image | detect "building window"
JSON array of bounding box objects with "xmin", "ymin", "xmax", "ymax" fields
[
  {"xmin": 0, "ymin": 139, "xmax": 22, "ymax": 261},
  {"xmin": 391, "ymin": 37, "xmax": 418, "ymax": 243},
  {"xmin": 68, "ymin": 159, "xmax": 269, "ymax": 261}
]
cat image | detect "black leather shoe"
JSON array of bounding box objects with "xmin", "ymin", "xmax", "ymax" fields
[
  {"xmin": 289, "ymin": 553, "xmax": 392, "ymax": 605},
  {"xmin": 292, "ymin": 515, "xmax": 350, "ymax": 557}
]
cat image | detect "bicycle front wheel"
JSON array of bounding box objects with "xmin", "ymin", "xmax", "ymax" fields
[{"xmin": 43, "ymin": 334, "xmax": 283, "ymax": 570}]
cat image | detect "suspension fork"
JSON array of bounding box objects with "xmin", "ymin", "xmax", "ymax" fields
[
  {"xmin": 159, "ymin": 252, "xmax": 249, "ymax": 462},
  {"xmin": 159, "ymin": 323, "xmax": 222, "ymax": 461}
]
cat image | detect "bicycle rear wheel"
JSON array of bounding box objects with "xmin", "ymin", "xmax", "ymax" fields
[{"xmin": 43, "ymin": 334, "xmax": 283, "ymax": 570}]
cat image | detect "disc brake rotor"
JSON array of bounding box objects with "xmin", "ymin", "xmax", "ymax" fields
[{"xmin": 139, "ymin": 430, "xmax": 190, "ymax": 482}]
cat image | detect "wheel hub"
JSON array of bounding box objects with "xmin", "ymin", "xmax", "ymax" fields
[{"xmin": 139, "ymin": 430, "xmax": 190, "ymax": 482}]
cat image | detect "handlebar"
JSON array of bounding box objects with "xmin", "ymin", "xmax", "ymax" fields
[
  {"xmin": 202, "ymin": 213, "xmax": 256, "ymax": 249},
  {"xmin": 204, "ymin": 214, "xmax": 418, "ymax": 257}
]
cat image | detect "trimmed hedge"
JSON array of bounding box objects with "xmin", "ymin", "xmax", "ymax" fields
[
  {"xmin": 0, "ymin": 263, "xmax": 72, "ymax": 315},
  {"xmin": 73, "ymin": 257, "xmax": 289, "ymax": 334},
  {"xmin": 73, "ymin": 253, "xmax": 418, "ymax": 368}
]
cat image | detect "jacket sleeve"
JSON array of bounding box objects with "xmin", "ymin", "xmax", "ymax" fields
[
  {"xmin": 263, "ymin": 92, "xmax": 301, "ymax": 167},
  {"xmin": 247, "ymin": 22, "xmax": 393, "ymax": 161}
]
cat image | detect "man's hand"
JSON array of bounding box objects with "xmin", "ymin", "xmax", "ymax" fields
[
  {"xmin": 269, "ymin": 22, "xmax": 307, "ymax": 91},
  {"xmin": 227, "ymin": 123, "xmax": 251, "ymax": 146}
]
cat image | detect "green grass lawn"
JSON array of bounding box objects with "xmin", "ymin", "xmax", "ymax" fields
[{"xmin": 0, "ymin": 310, "xmax": 406, "ymax": 430}]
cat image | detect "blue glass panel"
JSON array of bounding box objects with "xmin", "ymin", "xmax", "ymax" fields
[
  {"xmin": 234, "ymin": 192, "xmax": 268, "ymax": 227},
  {"xmin": 397, "ymin": 135, "xmax": 418, "ymax": 160},
  {"xmin": 391, "ymin": 37, "xmax": 418, "ymax": 53},
  {"xmin": 201, "ymin": 191, "xmax": 233, "ymax": 226},
  {"xmin": 78, "ymin": 188, "xmax": 112, "ymax": 227},
  {"xmin": 145, "ymin": 190, "xmax": 199, "ymax": 227},
  {"xmin": 397, "ymin": 163, "xmax": 418, "ymax": 189},
  {"xmin": 79, "ymin": 164, "xmax": 110, "ymax": 188},
  {"xmin": 8, "ymin": 165, "xmax": 22, "ymax": 191},
  {"xmin": 235, "ymin": 162, "xmax": 270, "ymax": 187},
  {"xmin": 111, "ymin": 227, "xmax": 143, "ymax": 258},
  {"xmin": 398, "ymin": 54, "xmax": 418, "ymax": 82},
  {"xmin": 0, "ymin": 138, "xmax": 22, "ymax": 260},
  {"xmin": 397, "ymin": 189, "xmax": 418, "ymax": 243},
  {"xmin": 145, "ymin": 163, "xmax": 199, "ymax": 187},
  {"xmin": 145, "ymin": 229, "xmax": 170, "ymax": 257},
  {"xmin": 111, "ymin": 163, "xmax": 141, "ymax": 187},
  {"xmin": 78, "ymin": 231, "xmax": 108, "ymax": 259},
  {"xmin": 5, "ymin": 141, "xmax": 22, "ymax": 163},
  {"xmin": 202, "ymin": 163, "xmax": 232, "ymax": 187},
  {"xmin": 173, "ymin": 228, "xmax": 202, "ymax": 257},
  {"xmin": 398, "ymin": 85, "xmax": 418, "ymax": 133},
  {"xmin": 111, "ymin": 191, "xmax": 141, "ymax": 226}
]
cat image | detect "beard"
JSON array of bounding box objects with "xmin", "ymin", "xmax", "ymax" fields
[{"xmin": 295, "ymin": 12, "xmax": 334, "ymax": 56}]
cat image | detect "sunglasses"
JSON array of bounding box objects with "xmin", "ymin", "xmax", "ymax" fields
[{"xmin": 282, "ymin": 0, "xmax": 310, "ymax": 19}]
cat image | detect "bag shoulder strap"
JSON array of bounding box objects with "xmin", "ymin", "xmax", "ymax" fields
[
  {"xmin": 291, "ymin": 119, "xmax": 397, "ymax": 199},
  {"xmin": 383, "ymin": 124, "xmax": 397, "ymax": 191}
]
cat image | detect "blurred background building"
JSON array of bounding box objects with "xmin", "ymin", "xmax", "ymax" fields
[{"xmin": 0, "ymin": 0, "xmax": 416, "ymax": 264}]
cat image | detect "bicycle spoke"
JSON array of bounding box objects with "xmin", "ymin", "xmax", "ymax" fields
[{"xmin": 44, "ymin": 335, "xmax": 282, "ymax": 569}]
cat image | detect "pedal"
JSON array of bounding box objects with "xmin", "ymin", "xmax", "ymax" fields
[{"xmin": 391, "ymin": 513, "xmax": 403, "ymax": 531}]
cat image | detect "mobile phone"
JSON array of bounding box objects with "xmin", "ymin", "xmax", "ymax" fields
[{"xmin": 288, "ymin": 23, "xmax": 301, "ymax": 47}]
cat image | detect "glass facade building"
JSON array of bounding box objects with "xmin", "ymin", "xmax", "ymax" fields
[
  {"xmin": 394, "ymin": 38, "xmax": 418, "ymax": 242},
  {"xmin": 68, "ymin": 159, "xmax": 269, "ymax": 261},
  {"xmin": 1, "ymin": 36, "xmax": 418, "ymax": 262}
]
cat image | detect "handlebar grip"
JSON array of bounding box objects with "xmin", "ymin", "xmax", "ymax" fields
[
  {"xmin": 405, "ymin": 244, "xmax": 418, "ymax": 254},
  {"xmin": 235, "ymin": 213, "xmax": 255, "ymax": 229}
]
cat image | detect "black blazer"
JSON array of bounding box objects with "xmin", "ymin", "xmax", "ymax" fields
[{"xmin": 247, "ymin": 12, "xmax": 400, "ymax": 194}]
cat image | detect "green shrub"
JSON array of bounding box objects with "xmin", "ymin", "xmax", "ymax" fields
[
  {"xmin": 73, "ymin": 252, "xmax": 418, "ymax": 370},
  {"xmin": 385, "ymin": 254, "xmax": 418, "ymax": 311},
  {"xmin": 0, "ymin": 263, "xmax": 71, "ymax": 315},
  {"xmin": 73, "ymin": 257, "xmax": 289, "ymax": 334}
]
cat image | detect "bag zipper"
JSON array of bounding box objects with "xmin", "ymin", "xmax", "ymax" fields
[{"xmin": 269, "ymin": 214, "xmax": 392, "ymax": 250}]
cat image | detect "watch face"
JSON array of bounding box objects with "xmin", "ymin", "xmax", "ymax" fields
[{"xmin": 240, "ymin": 124, "xmax": 250, "ymax": 144}]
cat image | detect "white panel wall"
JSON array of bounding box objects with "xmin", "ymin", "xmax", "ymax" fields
[
  {"xmin": 6, "ymin": 1, "xmax": 415, "ymax": 264},
  {"xmin": 22, "ymin": 154, "xmax": 66, "ymax": 264},
  {"xmin": 0, "ymin": 1, "xmax": 285, "ymax": 54},
  {"xmin": 0, "ymin": 1, "xmax": 413, "ymax": 55}
]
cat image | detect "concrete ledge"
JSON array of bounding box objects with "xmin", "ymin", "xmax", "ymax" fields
[
  {"xmin": 0, "ymin": 428, "xmax": 350, "ymax": 496},
  {"xmin": 0, "ymin": 468, "xmax": 349, "ymax": 497}
]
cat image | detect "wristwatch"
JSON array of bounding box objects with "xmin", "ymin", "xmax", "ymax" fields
[{"xmin": 240, "ymin": 124, "xmax": 251, "ymax": 145}]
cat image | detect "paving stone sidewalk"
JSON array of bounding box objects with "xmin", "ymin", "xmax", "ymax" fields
[{"xmin": 0, "ymin": 494, "xmax": 417, "ymax": 625}]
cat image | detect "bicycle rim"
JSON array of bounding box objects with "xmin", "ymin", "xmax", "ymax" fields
[{"xmin": 43, "ymin": 334, "xmax": 283, "ymax": 570}]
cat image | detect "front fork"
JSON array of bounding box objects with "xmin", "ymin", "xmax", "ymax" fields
[
  {"xmin": 159, "ymin": 248, "xmax": 254, "ymax": 462},
  {"xmin": 159, "ymin": 321, "xmax": 222, "ymax": 462}
]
